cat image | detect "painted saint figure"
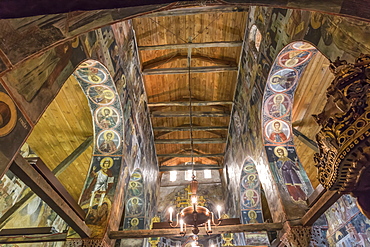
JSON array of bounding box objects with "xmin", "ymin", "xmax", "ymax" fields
[
  {"xmin": 269, "ymin": 121, "xmax": 288, "ymax": 142},
  {"xmin": 97, "ymin": 107, "xmax": 117, "ymax": 129},
  {"xmin": 99, "ymin": 131, "xmax": 118, "ymax": 153},
  {"xmin": 269, "ymin": 69, "xmax": 296, "ymax": 92},
  {"xmin": 88, "ymin": 158, "xmax": 114, "ymax": 208},
  {"xmin": 274, "ymin": 147, "xmax": 307, "ymax": 202},
  {"xmin": 269, "ymin": 94, "xmax": 287, "ymax": 118}
]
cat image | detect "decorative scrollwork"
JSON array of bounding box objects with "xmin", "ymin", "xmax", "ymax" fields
[{"xmin": 314, "ymin": 54, "xmax": 370, "ymax": 192}]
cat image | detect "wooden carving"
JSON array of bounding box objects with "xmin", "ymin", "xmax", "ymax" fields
[{"xmin": 314, "ymin": 54, "xmax": 370, "ymax": 218}]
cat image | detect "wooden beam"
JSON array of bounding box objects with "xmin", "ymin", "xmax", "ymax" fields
[
  {"xmin": 143, "ymin": 66, "xmax": 238, "ymax": 75},
  {"xmin": 159, "ymin": 165, "xmax": 221, "ymax": 171},
  {"xmin": 9, "ymin": 154, "xmax": 91, "ymax": 238},
  {"xmin": 139, "ymin": 41, "xmax": 243, "ymax": 51},
  {"xmin": 52, "ymin": 136, "xmax": 93, "ymax": 176},
  {"xmin": 0, "ymin": 227, "xmax": 54, "ymax": 236},
  {"xmin": 143, "ymin": 54, "xmax": 237, "ymax": 70},
  {"xmin": 151, "ymin": 111, "xmax": 230, "ymax": 118},
  {"xmin": 0, "ymin": 232, "xmax": 67, "ymax": 244},
  {"xmin": 292, "ymin": 128, "xmax": 318, "ymax": 153},
  {"xmin": 157, "ymin": 153, "xmax": 224, "ymax": 158},
  {"xmin": 301, "ymin": 189, "xmax": 341, "ymax": 226},
  {"xmin": 153, "ymin": 126, "xmax": 229, "ymax": 131},
  {"xmin": 27, "ymin": 157, "xmax": 85, "ymax": 220},
  {"xmin": 155, "ymin": 138, "xmax": 226, "ymax": 144},
  {"xmin": 148, "ymin": 101, "xmax": 233, "ymax": 107},
  {"xmin": 0, "ymin": 136, "xmax": 93, "ymax": 228},
  {"xmin": 109, "ymin": 222, "xmax": 283, "ymax": 239},
  {"xmin": 139, "ymin": 6, "xmax": 249, "ymax": 18}
]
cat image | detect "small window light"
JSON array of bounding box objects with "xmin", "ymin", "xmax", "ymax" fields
[
  {"xmin": 204, "ymin": 169, "xmax": 212, "ymax": 179},
  {"xmin": 170, "ymin": 171, "xmax": 177, "ymax": 182},
  {"xmin": 185, "ymin": 170, "xmax": 195, "ymax": 181}
]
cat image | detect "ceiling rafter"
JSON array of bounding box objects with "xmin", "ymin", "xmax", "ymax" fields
[{"xmin": 142, "ymin": 53, "xmax": 237, "ymax": 70}]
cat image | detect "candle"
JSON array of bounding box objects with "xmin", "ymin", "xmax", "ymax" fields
[
  {"xmin": 169, "ymin": 207, "xmax": 173, "ymax": 221},
  {"xmin": 180, "ymin": 219, "xmax": 184, "ymax": 232},
  {"xmin": 207, "ymin": 219, "xmax": 211, "ymax": 231},
  {"xmin": 216, "ymin": 205, "xmax": 221, "ymax": 219}
]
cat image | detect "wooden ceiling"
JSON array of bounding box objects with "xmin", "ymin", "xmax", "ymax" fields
[
  {"xmin": 292, "ymin": 52, "xmax": 334, "ymax": 188},
  {"xmin": 26, "ymin": 76, "xmax": 93, "ymax": 201},
  {"xmin": 133, "ymin": 10, "xmax": 248, "ymax": 169}
]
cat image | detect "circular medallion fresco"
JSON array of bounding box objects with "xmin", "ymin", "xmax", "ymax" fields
[
  {"xmin": 268, "ymin": 68, "xmax": 297, "ymax": 93},
  {"xmin": 76, "ymin": 67, "xmax": 108, "ymax": 84},
  {"xmin": 88, "ymin": 85, "xmax": 115, "ymax": 105},
  {"xmin": 279, "ymin": 50, "xmax": 311, "ymax": 68},
  {"xmin": 96, "ymin": 130, "xmax": 120, "ymax": 154},
  {"xmin": 264, "ymin": 119, "xmax": 291, "ymax": 144},
  {"xmin": 292, "ymin": 42, "xmax": 315, "ymax": 50},
  {"xmin": 241, "ymin": 174, "xmax": 259, "ymax": 189},
  {"xmin": 127, "ymin": 197, "xmax": 144, "ymax": 216},
  {"xmin": 264, "ymin": 93, "xmax": 291, "ymax": 118},
  {"xmin": 95, "ymin": 106, "xmax": 119, "ymax": 129},
  {"xmin": 242, "ymin": 189, "xmax": 260, "ymax": 209},
  {"xmin": 0, "ymin": 92, "xmax": 17, "ymax": 137}
]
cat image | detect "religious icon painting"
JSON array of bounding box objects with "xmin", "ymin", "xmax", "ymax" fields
[
  {"xmin": 242, "ymin": 189, "xmax": 260, "ymax": 209},
  {"xmin": 268, "ymin": 68, "xmax": 297, "ymax": 93},
  {"xmin": 128, "ymin": 181, "xmax": 143, "ymax": 197},
  {"xmin": 279, "ymin": 50, "xmax": 311, "ymax": 68},
  {"xmin": 88, "ymin": 85, "xmax": 115, "ymax": 105},
  {"xmin": 0, "ymin": 92, "xmax": 17, "ymax": 137},
  {"xmin": 123, "ymin": 217, "xmax": 145, "ymax": 230},
  {"xmin": 264, "ymin": 119, "xmax": 291, "ymax": 143},
  {"xmin": 264, "ymin": 93, "xmax": 291, "ymax": 118},
  {"xmin": 131, "ymin": 169, "xmax": 143, "ymax": 181},
  {"xmin": 95, "ymin": 107, "xmax": 119, "ymax": 129},
  {"xmin": 292, "ymin": 41, "xmax": 315, "ymax": 50},
  {"xmin": 97, "ymin": 130, "xmax": 120, "ymax": 154},
  {"xmin": 243, "ymin": 163, "xmax": 257, "ymax": 174},
  {"xmin": 127, "ymin": 197, "xmax": 144, "ymax": 216},
  {"xmin": 241, "ymin": 174, "xmax": 259, "ymax": 189},
  {"xmin": 75, "ymin": 66, "xmax": 108, "ymax": 85}
]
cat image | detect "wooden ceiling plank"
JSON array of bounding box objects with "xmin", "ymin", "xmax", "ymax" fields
[
  {"xmin": 153, "ymin": 126, "xmax": 228, "ymax": 131},
  {"xmin": 151, "ymin": 111, "xmax": 230, "ymax": 117},
  {"xmin": 148, "ymin": 100, "xmax": 233, "ymax": 107},
  {"xmin": 0, "ymin": 232, "xmax": 67, "ymax": 244}
]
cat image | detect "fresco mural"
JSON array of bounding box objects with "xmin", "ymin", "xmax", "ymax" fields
[
  {"xmin": 73, "ymin": 60, "xmax": 124, "ymax": 238},
  {"xmin": 0, "ymin": 170, "xmax": 25, "ymax": 217},
  {"xmin": 0, "ymin": 83, "xmax": 31, "ymax": 176},
  {"xmin": 317, "ymin": 194, "xmax": 370, "ymax": 247},
  {"xmin": 262, "ymin": 42, "xmax": 316, "ymax": 212},
  {"xmin": 123, "ymin": 169, "xmax": 146, "ymax": 230},
  {"xmin": 223, "ymin": 7, "xmax": 370, "ymax": 244},
  {"xmin": 240, "ymin": 159, "xmax": 269, "ymax": 246}
]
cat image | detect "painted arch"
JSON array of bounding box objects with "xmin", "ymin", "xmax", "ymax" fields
[
  {"xmin": 262, "ymin": 41, "xmax": 317, "ymax": 211},
  {"xmin": 73, "ymin": 60, "xmax": 124, "ymax": 238}
]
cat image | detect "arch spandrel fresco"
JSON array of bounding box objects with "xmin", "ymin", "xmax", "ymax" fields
[{"xmin": 73, "ymin": 60, "xmax": 124, "ymax": 238}]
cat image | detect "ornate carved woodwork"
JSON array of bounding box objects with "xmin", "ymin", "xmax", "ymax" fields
[
  {"xmin": 280, "ymin": 226, "xmax": 312, "ymax": 247},
  {"xmin": 314, "ymin": 54, "xmax": 370, "ymax": 218}
]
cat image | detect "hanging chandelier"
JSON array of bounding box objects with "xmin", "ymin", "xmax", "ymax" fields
[{"xmin": 167, "ymin": 177, "xmax": 223, "ymax": 236}]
